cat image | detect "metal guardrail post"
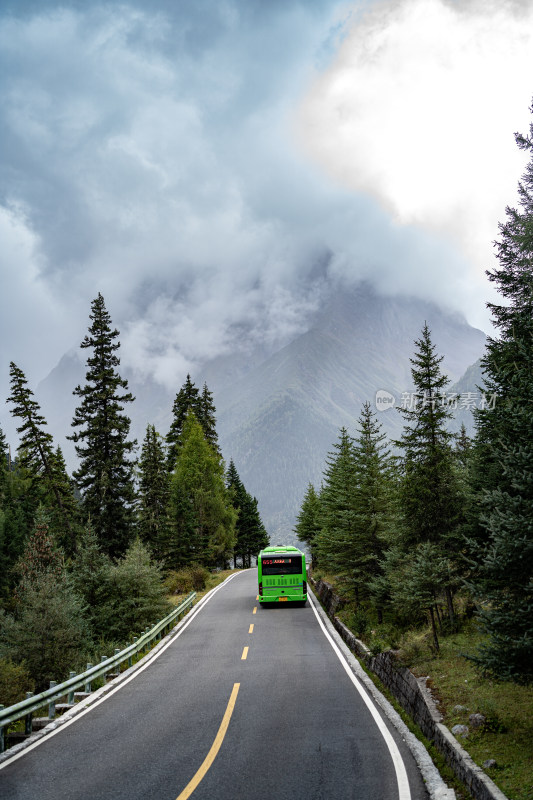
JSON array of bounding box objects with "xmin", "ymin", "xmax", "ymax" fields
[
  {"xmin": 25, "ymin": 692, "xmax": 33, "ymax": 734},
  {"xmin": 100, "ymin": 656, "xmax": 107, "ymax": 682},
  {"xmin": 85, "ymin": 663, "xmax": 93, "ymax": 693},
  {"xmin": 0, "ymin": 705, "xmax": 4, "ymax": 754},
  {"xmin": 129, "ymin": 640, "xmax": 137, "ymax": 668},
  {"xmin": 67, "ymin": 673, "xmax": 76, "ymax": 705},
  {"xmin": 48, "ymin": 682, "xmax": 57, "ymax": 719}
]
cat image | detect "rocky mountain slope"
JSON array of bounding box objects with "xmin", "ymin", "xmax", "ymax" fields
[{"xmin": 15, "ymin": 284, "xmax": 487, "ymax": 545}]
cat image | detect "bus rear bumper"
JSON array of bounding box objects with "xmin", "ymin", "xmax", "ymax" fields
[{"xmin": 258, "ymin": 594, "xmax": 307, "ymax": 604}]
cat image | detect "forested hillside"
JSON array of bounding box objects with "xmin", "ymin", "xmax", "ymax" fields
[
  {"xmin": 295, "ymin": 110, "xmax": 533, "ymax": 686},
  {"xmin": 0, "ymin": 294, "xmax": 268, "ymax": 697}
]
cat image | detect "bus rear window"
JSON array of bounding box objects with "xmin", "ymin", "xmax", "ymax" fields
[{"xmin": 261, "ymin": 556, "xmax": 302, "ymax": 575}]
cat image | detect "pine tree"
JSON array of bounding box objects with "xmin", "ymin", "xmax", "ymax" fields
[
  {"xmin": 395, "ymin": 324, "xmax": 465, "ymax": 627},
  {"xmin": 69, "ymin": 520, "xmax": 112, "ymax": 639},
  {"xmin": 198, "ymin": 383, "xmax": 219, "ymax": 453},
  {"xmin": 96, "ymin": 538, "xmax": 170, "ymax": 643},
  {"xmin": 3, "ymin": 512, "xmax": 89, "ymax": 691},
  {"xmin": 0, "ymin": 428, "xmax": 9, "ymax": 598},
  {"xmin": 15, "ymin": 505, "xmax": 64, "ymax": 598},
  {"xmin": 166, "ymin": 376, "xmax": 219, "ymax": 469},
  {"xmin": 166, "ymin": 375, "xmax": 200, "ymax": 471},
  {"xmin": 168, "ymin": 412, "xmax": 236, "ymax": 567},
  {"xmin": 466, "ymin": 109, "xmax": 533, "ymax": 683},
  {"xmin": 2, "ymin": 573, "xmax": 90, "ymax": 690},
  {"xmin": 226, "ymin": 460, "xmax": 268, "ymax": 567},
  {"xmin": 69, "ymin": 294, "xmax": 136, "ymax": 558},
  {"xmin": 137, "ymin": 425, "xmax": 171, "ymax": 558},
  {"xmin": 315, "ymin": 428, "xmax": 358, "ymax": 587},
  {"xmin": 351, "ymin": 402, "xmax": 397, "ymax": 619},
  {"xmin": 396, "ymin": 324, "xmax": 464, "ymax": 550},
  {"xmin": 0, "ymin": 427, "xmax": 8, "ymax": 500},
  {"xmin": 0, "ymin": 439, "xmax": 38, "ymax": 601},
  {"xmin": 294, "ymin": 483, "xmax": 322, "ymax": 567},
  {"xmin": 7, "ymin": 363, "xmax": 76, "ymax": 549}
]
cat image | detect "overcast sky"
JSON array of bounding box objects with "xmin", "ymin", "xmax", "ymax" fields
[{"xmin": 2, "ymin": 0, "xmax": 533, "ymax": 424}]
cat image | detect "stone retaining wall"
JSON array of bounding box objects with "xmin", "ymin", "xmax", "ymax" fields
[{"xmin": 310, "ymin": 577, "xmax": 509, "ymax": 800}]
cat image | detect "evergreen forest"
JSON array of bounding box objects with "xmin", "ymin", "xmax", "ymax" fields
[
  {"xmin": 295, "ymin": 109, "xmax": 533, "ymax": 687},
  {"xmin": 0, "ymin": 293, "xmax": 268, "ymax": 696}
]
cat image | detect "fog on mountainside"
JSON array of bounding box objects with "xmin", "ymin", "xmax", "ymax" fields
[{"xmin": 29, "ymin": 284, "xmax": 486, "ymax": 544}]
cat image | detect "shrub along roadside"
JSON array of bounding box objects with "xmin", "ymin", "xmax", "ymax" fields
[{"xmin": 167, "ymin": 568, "xmax": 241, "ymax": 607}]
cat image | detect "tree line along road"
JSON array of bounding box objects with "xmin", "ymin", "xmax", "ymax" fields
[{"xmin": 0, "ymin": 569, "xmax": 430, "ymax": 800}]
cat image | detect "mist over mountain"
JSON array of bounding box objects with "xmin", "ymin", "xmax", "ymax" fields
[
  {"xmin": 25, "ymin": 283, "xmax": 486, "ymax": 545},
  {"xmin": 206, "ymin": 284, "xmax": 486, "ymax": 542}
]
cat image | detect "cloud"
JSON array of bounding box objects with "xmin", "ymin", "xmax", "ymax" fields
[
  {"xmin": 295, "ymin": 0, "xmax": 533, "ymax": 295},
  {"xmin": 0, "ymin": 3, "xmax": 350, "ymax": 395},
  {"xmin": 0, "ymin": 204, "xmax": 70, "ymax": 376},
  {"xmin": 1, "ymin": 0, "xmax": 526, "ymax": 424}
]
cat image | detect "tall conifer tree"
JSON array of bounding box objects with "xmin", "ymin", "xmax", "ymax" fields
[
  {"xmin": 394, "ymin": 324, "xmax": 464, "ymax": 627},
  {"xmin": 467, "ymin": 109, "xmax": 533, "ymax": 683},
  {"xmin": 137, "ymin": 424, "xmax": 171, "ymax": 558},
  {"xmin": 69, "ymin": 293, "xmax": 136, "ymax": 558},
  {"xmin": 7, "ymin": 363, "xmax": 76, "ymax": 550},
  {"xmin": 315, "ymin": 428, "xmax": 358, "ymax": 582},
  {"xmin": 395, "ymin": 324, "xmax": 463, "ymax": 550},
  {"xmin": 226, "ymin": 459, "xmax": 268, "ymax": 567},
  {"xmin": 166, "ymin": 375, "xmax": 200, "ymax": 471},
  {"xmin": 199, "ymin": 383, "xmax": 219, "ymax": 453},
  {"xmin": 166, "ymin": 376, "xmax": 219, "ymax": 468},
  {"xmin": 168, "ymin": 412, "xmax": 236, "ymax": 567},
  {"xmin": 294, "ymin": 483, "xmax": 322, "ymax": 567},
  {"xmin": 351, "ymin": 402, "xmax": 396, "ymax": 618}
]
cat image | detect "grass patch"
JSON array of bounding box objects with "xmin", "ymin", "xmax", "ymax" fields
[
  {"xmin": 407, "ymin": 624, "xmax": 533, "ymax": 800},
  {"xmin": 167, "ymin": 568, "xmax": 242, "ymax": 607}
]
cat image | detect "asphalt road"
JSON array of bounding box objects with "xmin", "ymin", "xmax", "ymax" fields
[{"xmin": 0, "ymin": 570, "xmax": 429, "ymax": 800}]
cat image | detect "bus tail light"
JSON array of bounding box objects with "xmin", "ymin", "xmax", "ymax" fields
[
  {"xmin": 303, "ymin": 580, "xmax": 307, "ymax": 595},
  {"xmin": 259, "ymin": 582, "xmax": 263, "ymax": 595}
]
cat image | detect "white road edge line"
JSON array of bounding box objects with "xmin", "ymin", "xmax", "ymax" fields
[
  {"xmin": 309, "ymin": 591, "xmax": 412, "ymax": 800},
  {"xmin": 0, "ymin": 570, "xmax": 246, "ymax": 770}
]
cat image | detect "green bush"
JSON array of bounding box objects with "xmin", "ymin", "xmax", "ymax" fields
[
  {"xmin": 165, "ymin": 564, "xmax": 210, "ymax": 595},
  {"xmin": 164, "ymin": 569, "xmax": 193, "ymax": 595},
  {"xmin": 397, "ymin": 628, "xmax": 433, "ymax": 667},
  {"xmin": 345, "ymin": 608, "xmax": 371, "ymax": 639},
  {"xmin": 0, "ymin": 658, "xmax": 34, "ymax": 707},
  {"xmin": 0, "ymin": 576, "xmax": 91, "ymax": 690},
  {"xmin": 188, "ymin": 564, "xmax": 210, "ymax": 591},
  {"xmin": 364, "ymin": 623, "xmax": 402, "ymax": 657},
  {"xmin": 97, "ymin": 539, "xmax": 171, "ymax": 642}
]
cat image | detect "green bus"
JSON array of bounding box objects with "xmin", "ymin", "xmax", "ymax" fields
[{"xmin": 257, "ymin": 546, "xmax": 307, "ymax": 605}]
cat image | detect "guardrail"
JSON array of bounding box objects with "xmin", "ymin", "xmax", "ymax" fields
[{"xmin": 0, "ymin": 591, "xmax": 196, "ymax": 754}]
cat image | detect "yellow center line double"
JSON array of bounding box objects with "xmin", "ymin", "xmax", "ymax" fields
[{"xmin": 176, "ymin": 683, "xmax": 240, "ymax": 800}]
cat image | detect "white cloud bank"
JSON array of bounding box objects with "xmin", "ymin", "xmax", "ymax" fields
[
  {"xmin": 1, "ymin": 0, "xmax": 531, "ymax": 419},
  {"xmin": 296, "ymin": 0, "xmax": 533, "ymax": 299}
]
